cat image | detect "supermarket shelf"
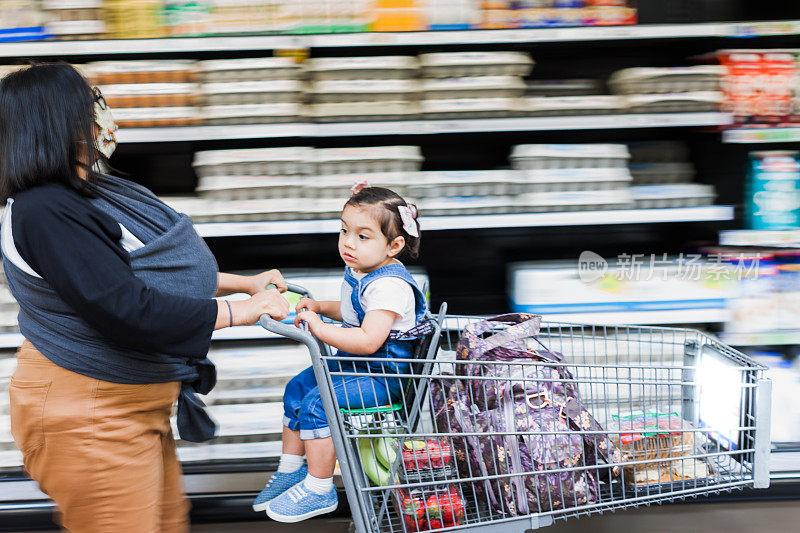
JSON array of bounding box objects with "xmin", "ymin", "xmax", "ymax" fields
[
  {"xmin": 1, "ymin": 21, "xmax": 800, "ymax": 57},
  {"xmin": 720, "ymin": 229, "xmax": 800, "ymax": 248},
  {"xmin": 534, "ymin": 308, "xmax": 730, "ymax": 326},
  {"xmin": 117, "ymin": 113, "xmax": 734, "ymax": 143},
  {"xmin": 195, "ymin": 206, "xmax": 735, "ymax": 238},
  {"xmin": 723, "ymin": 127, "xmax": 800, "ymax": 144},
  {"xmin": 720, "ymin": 331, "xmax": 800, "ymax": 347}
]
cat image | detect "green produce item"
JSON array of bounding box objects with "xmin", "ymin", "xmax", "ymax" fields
[
  {"xmin": 374, "ymin": 436, "xmax": 398, "ymax": 470},
  {"xmin": 358, "ymin": 436, "xmax": 394, "ymax": 486},
  {"xmin": 266, "ymin": 283, "xmax": 302, "ymax": 308}
]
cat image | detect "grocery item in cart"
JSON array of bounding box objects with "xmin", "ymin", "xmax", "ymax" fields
[
  {"xmin": 96, "ymin": 83, "xmax": 201, "ymax": 108},
  {"xmin": 623, "ymin": 91, "xmax": 723, "ymax": 113},
  {"xmin": 200, "ymin": 103, "xmax": 305, "ymax": 125},
  {"xmin": 420, "ymin": 76, "xmax": 526, "ymax": 100},
  {"xmin": 309, "ymin": 79, "xmax": 420, "ymax": 103},
  {"xmin": 86, "ymin": 60, "xmax": 199, "ymax": 84},
  {"xmin": 608, "ymin": 413, "xmax": 696, "ymax": 464},
  {"xmin": 201, "ymin": 80, "xmax": 306, "ymax": 105},
  {"xmin": 511, "ymin": 143, "xmax": 631, "ymax": 170},
  {"xmin": 305, "ymin": 56, "xmax": 419, "ymax": 80},
  {"xmin": 393, "ymin": 485, "xmax": 466, "ymax": 532},
  {"xmin": 419, "ymin": 52, "xmax": 534, "ymax": 78},
  {"xmin": 630, "ymin": 184, "xmax": 716, "ymax": 208},
  {"xmin": 198, "ymin": 57, "xmax": 302, "ymax": 83},
  {"xmin": 609, "ymin": 66, "xmax": 725, "ymax": 95}
]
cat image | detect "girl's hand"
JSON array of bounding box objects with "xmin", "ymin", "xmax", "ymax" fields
[
  {"xmin": 296, "ymin": 297, "xmax": 319, "ymax": 314},
  {"xmin": 295, "ymin": 310, "xmax": 323, "ymax": 334},
  {"xmin": 247, "ymin": 269, "xmax": 287, "ymax": 296},
  {"xmin": 240, "ymin": 288, "xmax": 290, "ymax": 325}
]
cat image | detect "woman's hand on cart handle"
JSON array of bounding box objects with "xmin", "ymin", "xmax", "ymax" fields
[
  {"xmin": 239, "ymin": 288, "xmax": 290, "ymax": 326},
  {"xmin": 248, "ymin": 270, "xmax": 287, "ymax": 295}
]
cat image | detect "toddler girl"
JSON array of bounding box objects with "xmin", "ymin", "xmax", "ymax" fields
[{"xmin": 254, "ymin": 186, "xmax": 428, "ymax": 523}]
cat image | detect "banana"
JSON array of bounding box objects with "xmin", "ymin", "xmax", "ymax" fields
[
  {"xmin": 357, "ymin": 435, "xmax": 395, "ymax": 486},
  {"xmin": 373, "ymin": 435, "xmax": 398, "ymax": 470}
]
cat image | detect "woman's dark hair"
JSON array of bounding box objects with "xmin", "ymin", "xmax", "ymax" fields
[
  {"xmin": 345, "ymin": 187, "xmax": 421, "ymax": 262},
  {"xmin": 0, "ymin": 62, "xmax": 100, "ymax": 202}
]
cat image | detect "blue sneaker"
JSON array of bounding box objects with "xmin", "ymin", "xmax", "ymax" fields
[
  {"xmin": 266, "ymin": 481, "xmax": 338, "ymax": 523},
  {"xmin": 252, "ymin": 465, "xmax": 308, "ymax": 512}
]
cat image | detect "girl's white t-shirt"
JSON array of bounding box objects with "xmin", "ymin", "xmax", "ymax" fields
[{"xmin": 340, "ymin": 269, "xmax": 416, "ymax": 333}]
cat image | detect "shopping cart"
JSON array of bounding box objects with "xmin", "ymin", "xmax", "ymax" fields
[{"xmin": 260, "ymin": 285, "xmax": 771, "ymax": 533}]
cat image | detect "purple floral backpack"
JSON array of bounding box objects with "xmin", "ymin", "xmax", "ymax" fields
[{"xmin": 430, "ymin": 314, "xmax": 624, "ymax": 517}]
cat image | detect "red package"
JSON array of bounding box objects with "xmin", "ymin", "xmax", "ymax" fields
[
  {"xmin": 395, "ymin": 486, "xmax": 465, "ymax": 532},
  {"xmin": 401, "ymin": 439, "xmax": 452, "ymax": 471}
]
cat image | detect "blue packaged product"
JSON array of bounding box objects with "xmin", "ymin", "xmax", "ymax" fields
[{"xmin": 746, "ymin": 151, "xmax": 800, "ymax": 230}]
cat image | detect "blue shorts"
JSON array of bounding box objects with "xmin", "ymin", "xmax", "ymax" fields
[{"xmin": 282, "ymin": 366, "xmax": 399, "ymax": 440}]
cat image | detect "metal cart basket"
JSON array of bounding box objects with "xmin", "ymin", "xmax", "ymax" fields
[{"xmin": 261, "ymin": 286, "xmax": 771, "ymax": 533}]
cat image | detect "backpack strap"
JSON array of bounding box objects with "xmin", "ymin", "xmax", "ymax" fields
[{"xmin": 457, "ymin": 313, "xmax": 542, "ymax": 360}]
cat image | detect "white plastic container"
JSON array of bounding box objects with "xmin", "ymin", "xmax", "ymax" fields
[
  {"xmin": 193, "ymin": 147, "xmax": 314, "ymax": 177},
  {"xmin": 522, "ymin": 168, "xmax": 633, "ymax": 193},
  {"xmin": 198, "ymin": 57, "xmax": 302, "ymax": 83},
  {"xmin": 200, "ymin": 103, "xmax": 305, "ymax": 125},
  {"xmin": 630, "ymin": 184, "xmax": 717, "ymax": 208},
  {"xmin": 196, "ymin": 175, "xmax": 309, "ymax": 200},
  {"xmin": 308, "ymin": 101, "xmax": 419, "ymax": 122},
  {"xmin": 419, "ymin": 195, "xmax": 522, "ymax": 216},
  {"xmin": 518, "ymin": 189, "xmax": 635, "ymax": 212},
  {"xmin": 302, "ymin": 172, "xmax": 413, "ymax": 199},
  {"xmin": 304, "ymin": 56, "xmax": 419, "ymax": 80},
  {"xmin": 511, "ymin": 144, "xmax": 631, "ymax": 170},
  {"xmin": 308, "ymin": 79, "xmax": 420, "ymax": 103},
  {"xmin": 609, "ymin": 66, "xmax": 726, "ymax": 95},
  {"xmin": 201, "ymin": 80, "xmax": 306, "ymax": 105},
  {"xmin": 522, "ymin": 95, "xmax": 625, "ymax": 116},
  {"xmin": 204, "ymin": 198, "xmax": 306, "ymax": 222},
  {"xmin": 421, "ymin": 76, "xmax": 526, "ymax": 100},
  {"xmin": 406, "ymin": 170, "xmax": 524, "ymax": 198},
  {"xmin": 419, "ymin": 52, "xmax": 534, "ymax": 78},
  {"xmin": 420, "ymin": 97, "xmax": 521, "ymax": 119},
  {"xmin": 623, "ymin": 92, "xmax": 723, "ymax": 113},
  {"xmin": 311, "ymin": 146, "xmax": 423, "ymax": 174}
]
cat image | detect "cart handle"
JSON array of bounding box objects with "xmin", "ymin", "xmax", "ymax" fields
[{"xmin": 259, "ymin": 283, "xmax": 321, "ymax": 351}]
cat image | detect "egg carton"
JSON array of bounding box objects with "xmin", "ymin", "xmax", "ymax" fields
[
  {"xmin": 309, "ymin": 79, "xmax": 420, "ymax": 103},
  {"xmin": 311, "ymin": 146, "xmax": 423, "ymax": 175},
  {"xmin": 305, "ymin": 56, "xmax": 419, "ymax": 80},
  {"xmin": 206, "ymin": 384, "xmax": 289, "ymax": 406},
  {"xmin": 193, "ymin": 147, "xmax": 314, "ymax": 177},
  {"xmin": 419, "ymin": 196, "xmax": 524, "ymax": 216},
  {"xmin": 200, "ymin": 103, "xmax": 305, "ymax": 125},
  {"xmin": 629, "ymin": 162, "xmax": 695, "ymax": 184},
  {"xmin": 198, "ymin": 57, "xmax": 303, "ymax": 83},
  {"xmin": 308, "ymin": 101, "xmax": 420, "ymax": 122},
  {"xmin": 419, "ymin": 52, "xmax": 534, "ymax": 78},
  {"xmin": 111, "ymin": 106, "xmax": 202, "ymax": 128},
  {"xmin": 630, "ymin": 184, "xmax": 716, "ymax": 209},
  {"xmin": 526, "ymin": 79, "xmax": 603, "ymax": 97},
  {"xmin": 301, "ymin": 172, "xmax": 413, "ymax": 199},
  {"xmin": 420, "ymin": 97, "xmax": 522, "ymax": 119},
  {"xmin": 202, "ymin": 198, "xmax": 307, "ymax": 222},
  {"xmin": 609, "ymin": 66, "xmax": 726, "ymax": 95},
  {"xmin": 196, "ymin": 176, "xmax": 311, "ymax": 200},
  {"xmin": 407, "ymin": 170, "xmax": 525, "ymax": 198},
  {"xmin": 45, "ymin": 19, "xmax": 104, "ymax": 40},
  {"xmin": 511, "ymin": 143, "xmax": 631, "ymax": 170},
  {"xmin": 518, "ymin": 189, "xmax": 636, "ymax": 212},
  {"xmin": 623, "ymin": 92, "xmax": 723, "ymax": 114},
  {"xmin": 304, "ymin": 198, "xmax": 354, "ymax": 220},
  {"xmin": 522, "ymin": 168, "xmax": 633, "ymax": 193},
  {"xmin": 201, "ymin": 80, "xmax": 306, "ymax": 105},
  {"xmin": 160, "ymin": 196, "xmax": 214, "ymax": 223},
  {"xmin": 0, "ymin": 311, "xmax": 18, "ymax": 329},
  {"xmin": 421, "ymin": 76, "xmax": 526, "ymax": 100},
  {"xmin": 97, "ymin": 83, "xmax": 201, "ymax": 108},
  {"xmin": 86, "ymin": 60, "xmax": 199, "ymax": 85},
  {"xmin": 522, "ymin": 95, "xmax": 626, "ymax": 116}
]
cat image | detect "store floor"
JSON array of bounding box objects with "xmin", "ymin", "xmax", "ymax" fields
[{"xmin": 7, "ymin": 501, "xmax": 799, "ymax": 532}]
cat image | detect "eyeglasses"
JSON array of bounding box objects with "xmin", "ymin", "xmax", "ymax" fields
[{"xmin": 91, "ymin": 86, "xmax": 108, "ymax": 107}]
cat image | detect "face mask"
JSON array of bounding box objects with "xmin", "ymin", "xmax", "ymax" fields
[{"xmin": 92, "ymin": 87, "xmax": 118, "ymax": 159}]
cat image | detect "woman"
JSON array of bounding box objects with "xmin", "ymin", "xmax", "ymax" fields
[{"xmin": 0, "ymin": 63, "xmax": 289, "ymax": 532}]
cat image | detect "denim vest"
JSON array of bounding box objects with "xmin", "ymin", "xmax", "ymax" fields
[{"xmin": 336, "ymin": 263, "xmax": 428, "ymax": 396}]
